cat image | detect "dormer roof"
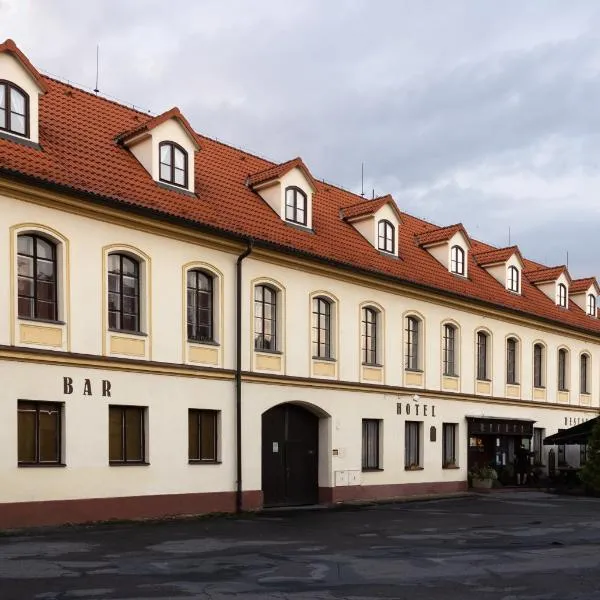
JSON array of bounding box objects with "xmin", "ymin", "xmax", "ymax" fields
[
  {"xmin": 570, "ymin": 278, "xmax": 600, "ymax": 295},
  {"xmin": 340, "ymin": 195, "xmax": 402, "ymax": 222},
  {"xmin": 0, "ymin": 38, "xmax": 47, "ymax": 93},
  {"xmin": 247, "ymin": 156, "xmax": 317, "ymax": 191},
  {"xmin": 473, "ymin": 245, "xmax": 524, "ymax": 267},
  {"xmin": 525, "ymin": 265, "xmax": 571, "ymax": 285},
  {"xmin": 116, "ymin": 106, "xmax": 201, "ymax": 149},
  {"xmin": 416, "ymin": 223, "xmax": 471, "ymax": 248}
]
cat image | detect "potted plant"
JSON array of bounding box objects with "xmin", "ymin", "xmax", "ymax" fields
[
  {"xmin": 470, "ymin": 466, "xmax": 498, "ymax": 489},
  {"xmin": 443, "ymin": 460, "xmax": 458, "ymax": 469}
]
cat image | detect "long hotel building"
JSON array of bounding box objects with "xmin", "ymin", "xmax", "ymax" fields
[{"xmin": 0, "ymin": 39, "xmax": 597, "ymax": 528}]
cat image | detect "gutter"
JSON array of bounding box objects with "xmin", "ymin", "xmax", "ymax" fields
[{"xmin": 235, "ymin": 239, "xmax": 253, "ymax": 513}]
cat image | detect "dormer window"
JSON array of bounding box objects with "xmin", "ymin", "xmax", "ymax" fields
[
  {"xmin": 557, "ymin": 283, "xmax": 567, "ymax": 307},
  {"xmin": 587, "ymin": 294, "xmax": 596, "ymax": 316},
  {"xmin": 378, "ymin": 220, "xmax": 395, "ymax": 254},
  {"xmin": 507, "ymin": 265, "xmax": 520, "ymax": 293},
  {"xmin": 285, "ymin": 186, "xmax": 307, "ymax": 226},
  {"xmin": 159, "ymin": 141, "xmax": 188, "ymax": 188},
  {"xmin": 0, "ymin": 81, "xmax": 28, "ymax": 137},
  {"xmin": 450, "ymin": 245, "xmax": 465, "ymax": 275}
]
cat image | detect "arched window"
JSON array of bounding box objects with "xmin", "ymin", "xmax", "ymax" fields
[
  {"xmin": 285, "ymin": 187, "xmax": 307, "ymax": 225},
  {"xmin": 254, "ymin": 284, "xmax": 277, "ymax": 350},
  {"xmin": 405, "ymin": 316, "xmax": 421, "ymax": 370},
  {"xmin": 476, "ymin": 331, "xmax": 489, "ymax": 380},
  {"xmin": 533, "ymin": 343, "xmax": 545, "ymax": 388},
  {"xmin": 377, "ymin": 220, "xmax": 395, "ymax": 254},
  {"xmin": 442, "ymin": 323, "xmax": 457, "ymax": 376},
  {"xmin": 159, "ymin": 142, "xmax": 188, "ymax": 187},
  {"xmin": 0, "ymin": 81, "xmax": 28, "ymax": 137},
  {"xmin": 17, "ymin": 234, "xmax": 58, "ymax": 321},
  {"xmin": 312, "ymin": 296, "xmax": 332, "ymax": 359},
  {"xmin": 558, "ymin": 348, "xmax": 568, "ymax": 391},
  {"xmin": 557, "ymin": 283, "xmax": 567, "ymax": 307},
  {"xmin": 361, "ymin": 307, "xmax": 378, "ymax": 365},
  {"xmin": 506, "ymin": 337, "xmax": 518, "ymax": 384},
  {"xmin": 108, "ymin": 253, "xmax": 140, "ymax": 332},
  {"xmin": 450, "ymin": 245, "xmax": 465, "ymax": 275},
  {"xmin": 580, "ymin": 354, "xmax": 590, "ymax": 394},
  {"xmin": 187, "ymin": 270, "xmax": 214, "ymax": 342},
  {"xmin": 507, "ymin": 266, "xmax": 519, "ymax": 292},
  {"xmin": 587, "ymin": 294, "xmax": 596, "ymax": 317}
]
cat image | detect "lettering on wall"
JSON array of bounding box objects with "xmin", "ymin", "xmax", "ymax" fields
[
  {"xmin": 396, "ymin": 402, "xmax": 436, "ymax": 418},
  {"xmin": 63, "ymin": 377, "xmax": 112, "ymax": 397},
  {"xmin": 565, "ymin": 416, "xmax": 588, "ymax": 427}
]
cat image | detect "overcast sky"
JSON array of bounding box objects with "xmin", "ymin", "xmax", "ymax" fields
[{"xmin": 2, "ymin": 1, "xmax": 600, "ymax": 277}]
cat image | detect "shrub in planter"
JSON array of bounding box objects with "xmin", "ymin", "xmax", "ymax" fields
[{"xmin": 469, "ymin": 466, "xmax": 498, "ymax": 489}]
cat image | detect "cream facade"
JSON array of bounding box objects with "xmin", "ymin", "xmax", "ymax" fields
[{"xmin": 0, "ymin": 39, "xmax": 598, "ymax": 529}]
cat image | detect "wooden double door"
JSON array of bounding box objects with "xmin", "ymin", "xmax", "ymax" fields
[{"xmin": 261, "ymin": 403, "xmax": 319, "ymax": 507}]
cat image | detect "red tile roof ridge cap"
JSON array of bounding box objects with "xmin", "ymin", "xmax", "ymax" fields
[
  {"xmin": 570, "ymin": 277, "xmax": 599, "ymax": 293},
  {"xmin": 116, "ymin": 106, "xmax": 201, "ymax": 148},
  {"xmin": 0, "ymin": 38, "xmax": 48, "ymax": 93},
  {"xmin": 473, "ymin": 245, "xmax": 524, "ymax": 264},
  {"xmin": 416, "ymin": 222, "xmax": 470, "ymax": 245},
  {"xmin": 525, "ymin": 264, "xmax": 567, "ymax": 275}
]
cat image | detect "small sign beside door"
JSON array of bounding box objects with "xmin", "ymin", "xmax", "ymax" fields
[{"xmin": 272, "ymin": 442, "xmax": 279, "ymax": 453}]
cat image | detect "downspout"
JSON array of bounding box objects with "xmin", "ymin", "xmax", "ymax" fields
[{"xmin": 236, "ymin": 239, "xmax": 253, "ymax": 513}]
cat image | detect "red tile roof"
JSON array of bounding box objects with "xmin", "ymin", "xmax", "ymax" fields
[
  {"xmin": 116, "ymin": 106, "xmax": 201, "ymax": 149},
  {"xmin": 247, "ymin": 156, "xmax": 316, "ymax": 190},
  {"xmin": 340, "ymin": 195, "xmax": 401, "ymax": 221},
  {"xmin": 416, "ymin": 223, "xmax": 470, "ymax": 248},
  {"xmin": 0, "ymin": 39, "xmax": 47, "ymax": 93},
  {"xmin": 473, "ymin": 245, "xmax": 523, "ymax": 267},
  {"xmin": 570, "ymin": 278, "xmax": 599, "ymax": 294},
  {"xmin": 525, "ymin": 266, "xmax": 570, "ymax": 284},
  {"xmin": 1, "ymin": 40, "xmax": 599, "ymax": 336}
]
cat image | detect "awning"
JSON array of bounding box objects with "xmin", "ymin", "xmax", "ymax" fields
[
  {"xmin": 543, "ymin": 417, "xmax": 599, "ymax": 446},
  {"xmin": 466, "ymin": 416, "xmax": 535, "ymax": 437}
]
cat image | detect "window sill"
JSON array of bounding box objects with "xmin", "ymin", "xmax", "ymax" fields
[
  {"xmin": 109, "ymin": 461, "xmax": 150, "ymax": 467},
  {"xmin": 377, "ymin": 249, "xmax": 398, "ymax": 259},
  {"xmin": 405, "ymin": 368, "xmax": 423, "ymax": 373},
  {"xmin": 254, "ymin": 348, "xmax": 283, "ymax": 355},
  {"xmin": 443, "ymin": 373, "xmax": 459, "ymax": 378},
  {"xmin": 533, "ymin": 386, "xmax": 546, "ymax": 390},
  {"xmin": 558, "ymin": 389, "xmax": 570, "ymax": 393},
  {"xmin": 312, "ymin": 356, "xmax": 336, "ymax": 362},
  {"xmin": 361, "ymin": 467, "xmax": 384, "ymax": 472},
  {"xmin": 188, "ymin": 339, "xmax": 220, "ymax": 346},
  {"xmin": 284, "ymin": 220, "xmax": 313, "ymax": 234},
  {"xmin": 156, "ymin": 180, "xmax": 197, "ymax": 197},
  {"xmin": 188, "ymin": 460, "xmax": 222, "ymax": 465},
  {"xmin": 109, "ymin": 329, "xmax": 147, "ymax": 337},
  {"xmin": 476, "ymin": 378, "xmax": 492, "ymax": 383},
  {"xmin": 507, "ymin": 381, "xmax": 520, "ymax": 386},
  {"xmin": 18, "ymin": 462, "xmax": 66, "ymax": 468},
  {"xmin": 362, "ymin": 362, "xmax": 383, "ymax": 368},
  {"xmin": 18, "ymin": 317, "xmax": 65, "ymax": 326},
  {"xmin": 442, "ymin": 465, "xmax": 460, "ymax": 470},
  {"xmin": 405, "ymin": 466, "xmax": 424, "ymax": 471},
  {"xmin": 0, "ymin": 129, "xmax": 41, "ymax": 149}
]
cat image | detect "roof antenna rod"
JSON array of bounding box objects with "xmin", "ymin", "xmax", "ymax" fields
[
  {"xmin": 372, "ymin": 188, "xmax": 375, "ymax": 200},
  {"xmin": 508, "ymin": 226, "xmax": 511, "ymax": 246},
  {"xmin": 93, "ymin": 44, "xmax": 100, "ymax": 94},
  {"xmin": 566, "ymin": 250, "xmax": 569, "ymax": 268},
  {"xmin": 361, "ymin": 162, "xmax": 365, "ymax": 197}
]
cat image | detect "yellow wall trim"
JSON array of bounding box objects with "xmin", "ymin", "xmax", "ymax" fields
[
  {"xmin": 476, "ymin": 380, "xmax": 491, "ymax": 395},
  {"xmin": 19, "ymin": 323, "xmax": 63, "ymax": 347},
  {"xmin": 405, "ymin": 371, "xmax": 424, "ymax": 387},
  {"xmin": 255, "ymin": 353, "xmax": 282, "ymax": 371},
  {"xmin": 442, "ymin": 376, "xmax": 459, "ymax": 391},
  {"xmin": 188, "ymin": 344, "xmax": 219, "ymax": 366},
  {"xmin": 110, "ymin": 335, "xmax": 146, "ymax": 357},
  {"xmin": 533, "ymin": 387, "xmax": 546, "ymax": 401},
  {"xmin": 313, "ymin": 360, "xmax": 336, "ymax": 377}
]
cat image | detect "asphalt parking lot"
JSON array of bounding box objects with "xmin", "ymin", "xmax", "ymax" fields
[{"xmin": 2, "ymin": 491, "xmax": 600, "ymax": 600}]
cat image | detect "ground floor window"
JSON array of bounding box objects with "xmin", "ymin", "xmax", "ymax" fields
[
  {"xmin": 18, "ymin": 401, "xmax": 62, "ymax": 465},
  {"xmin": 557, "ymin": 443, "xmax": 566, "ymax": 466},
  {"xmin": 362, "ymin": 419, "xmax": 381, "ymax": 470},
  {"xmin": 442, "ymin": 423, "xmax": 458, "ymax": 467},
  {"xmin": 533, "ymin": 428, "xmax": 545, "ymax": 465},
  {"xmin": 109, "ymin": 405, "xmax": 146, "ymax": 464},
  {"xmin": 188, "ymin": 409, "xmax": 219, "ymax": 462},
  {"xmin": 405, "ymin": 421, "xmax": 422, "ymax": 468}
]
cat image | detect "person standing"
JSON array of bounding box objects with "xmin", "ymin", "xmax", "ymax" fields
[{"xmin": 515, "ymin": 444, "xmax": 530, "ymax": 486}]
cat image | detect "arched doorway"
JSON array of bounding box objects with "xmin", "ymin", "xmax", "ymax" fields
[{"xmin": 262, "ymin": 403, "xmax": 319, "ymax": 507}]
